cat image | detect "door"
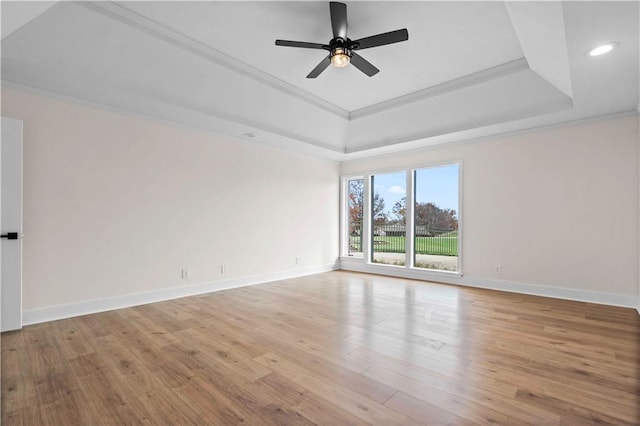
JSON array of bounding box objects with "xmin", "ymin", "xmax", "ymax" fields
[{"xmin": 1, "ymin": 117, "xmax": 23, "ymax": 332}]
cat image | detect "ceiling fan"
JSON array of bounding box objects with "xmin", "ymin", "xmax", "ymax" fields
[{"xmin": 275, "ymin": 2, "xmax": 409, "ymax": 78}]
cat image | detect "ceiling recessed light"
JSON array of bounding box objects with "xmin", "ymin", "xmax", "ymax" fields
[
  {"xmin": 586, "ymin": 42, "xmax": 618, "ymax": 57},
  {"xmin": 243, "ymin": 132, "xmax": 255, "ymax": 138}
]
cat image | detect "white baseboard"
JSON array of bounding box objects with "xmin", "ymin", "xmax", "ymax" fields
[
  {"xmin": 22, "ymin": 263, "xmax": 338, "ymax": 326},
  {"xmin": 21, "ymin": 261, "xmax": 638, "ymax": 326},
  {"xmin": 340, "ymin": 257, "xmax": 636, "ymax": 309}
]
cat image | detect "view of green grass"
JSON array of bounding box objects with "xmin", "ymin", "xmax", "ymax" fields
[{"xmin": 350, "ymin": 235, "xmax": 458, "ymax": 256}]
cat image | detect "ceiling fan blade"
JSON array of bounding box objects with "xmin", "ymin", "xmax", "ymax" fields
[
  {"xmin": 350, "ymin": 52, "xmax": 379, "ymax": 77},
  {"xmin": 306, "ymin": 56, "xmax": 332, "ymax": 78},
  {"xmin": 275, "ymin": 40, "xmax": 328, "ymax": 49},
  {"xmin": 330, "ymin": 2, "xmax": 348, "ymax": 39},
  {"xmin": 352, "ymin": 28, "xmax": 409, "ymax": 50}
]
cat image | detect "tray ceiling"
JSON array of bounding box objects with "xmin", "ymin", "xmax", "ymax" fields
[{"xmin": 2, "ymin": 1, "xmax": 638, "ymax": 160}]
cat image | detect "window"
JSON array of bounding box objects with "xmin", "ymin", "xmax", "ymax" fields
[
  {"xmin": 341, "ymin": 162, "xmax": 461, "ymax": 275},
  {"xmin": 414, "ymin": 164, "xmax": 459, "ymax": 272},
  {"xmin": 346, "ymin": 178, "xmax": 364, "ymax": 257},
  {"xmin": 371, "ymin": 171, "xmax": 406, "ymax": 266}
]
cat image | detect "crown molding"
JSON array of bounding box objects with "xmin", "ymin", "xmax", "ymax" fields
[
  {"xmin": 78, "ymin": 1, "xmax": 350, "ymax": 120},
  {"xmin": 5, "ymin": 79, "xmax": 635, "ymax": 165},
  {"xmin": 349, "ymin": 58, "xmax": 530, "ymax": 120},
  {"xmin": 2, "ymin": 79, "xmax": 346, "ymax": 158},
  {"xmin": 342, "ymin": 108, "xmax": 636, "ymax": 160},
  {"xmin": 345, "ymin": 95, "xmax": 573, "ymax": 154}
]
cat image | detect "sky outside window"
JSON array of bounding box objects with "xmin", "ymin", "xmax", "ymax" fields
[{"xmin": 373, "ymin": 164, "xmax": 458, "ymax": 216}]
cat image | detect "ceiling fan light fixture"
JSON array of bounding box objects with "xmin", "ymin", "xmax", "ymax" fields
[{"xmin": 330, "ymin": 47, "xmax": 351, "ymax": 68}]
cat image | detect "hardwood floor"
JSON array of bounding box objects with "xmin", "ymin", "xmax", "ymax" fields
[{"xmin": 2, "ymin": 271, "xmax": 639, "ymax": 425}]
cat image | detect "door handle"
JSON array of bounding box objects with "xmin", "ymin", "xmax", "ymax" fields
[{"xmin": 1, "ymin": 232, "xmax": 18, "ymax": 240}]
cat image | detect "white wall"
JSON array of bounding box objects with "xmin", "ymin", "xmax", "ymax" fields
[
  {"xmin": 1, "ymin": 87, "xmax": 339, "ymax": 316},
  {"xmin": 2, "ymin": 84, "xmax": 637, "ymax": 319},
  {"xmin": 342, "ymin": 114, "xmax": 640, "ymax": 306}
]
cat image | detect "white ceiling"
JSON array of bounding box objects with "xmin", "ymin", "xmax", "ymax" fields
[{"xmin": 1, "ymin": 1, "xmax": 638, "ymax": 160}]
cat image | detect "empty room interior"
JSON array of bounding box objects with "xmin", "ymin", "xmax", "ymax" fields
[{"xmin": 1, "ymin": 1, "xmax": 640, "ymax": 424}]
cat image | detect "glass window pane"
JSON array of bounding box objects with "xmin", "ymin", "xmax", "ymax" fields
[
  {"xmin": 347, "ymin": 178, "xmax": 364, "ymax": 257},
  {"xmin": 414, "ymin": 164, "xmax": 459, "ymax": 272},
  {"xmin": 371, "ymin": 171, "xmax": 406, "ymax": 266}
]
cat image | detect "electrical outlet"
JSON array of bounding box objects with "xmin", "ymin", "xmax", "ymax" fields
[
  {"xmin": 221, "ymin": 264, "xmax": 227, "ymax": 274},
  {"xmin": 295, "ymin": 257, "xmax": 300, "ymax": 265},
  {"xmin": 495, "ymin": 265, "xmax": 502, "ymax": 275},
  {"xmin": 181, "ymin": 269, "xmax": 189, "ymax": 279}
]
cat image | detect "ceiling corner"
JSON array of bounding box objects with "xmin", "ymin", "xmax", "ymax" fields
[
  {"xmin": 1, "ymin": 1, "xmax": 57, "ymax": 40},
  {"xmin": 505, "ymin": 1, "xmax": 573, "ymax": 99}
]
